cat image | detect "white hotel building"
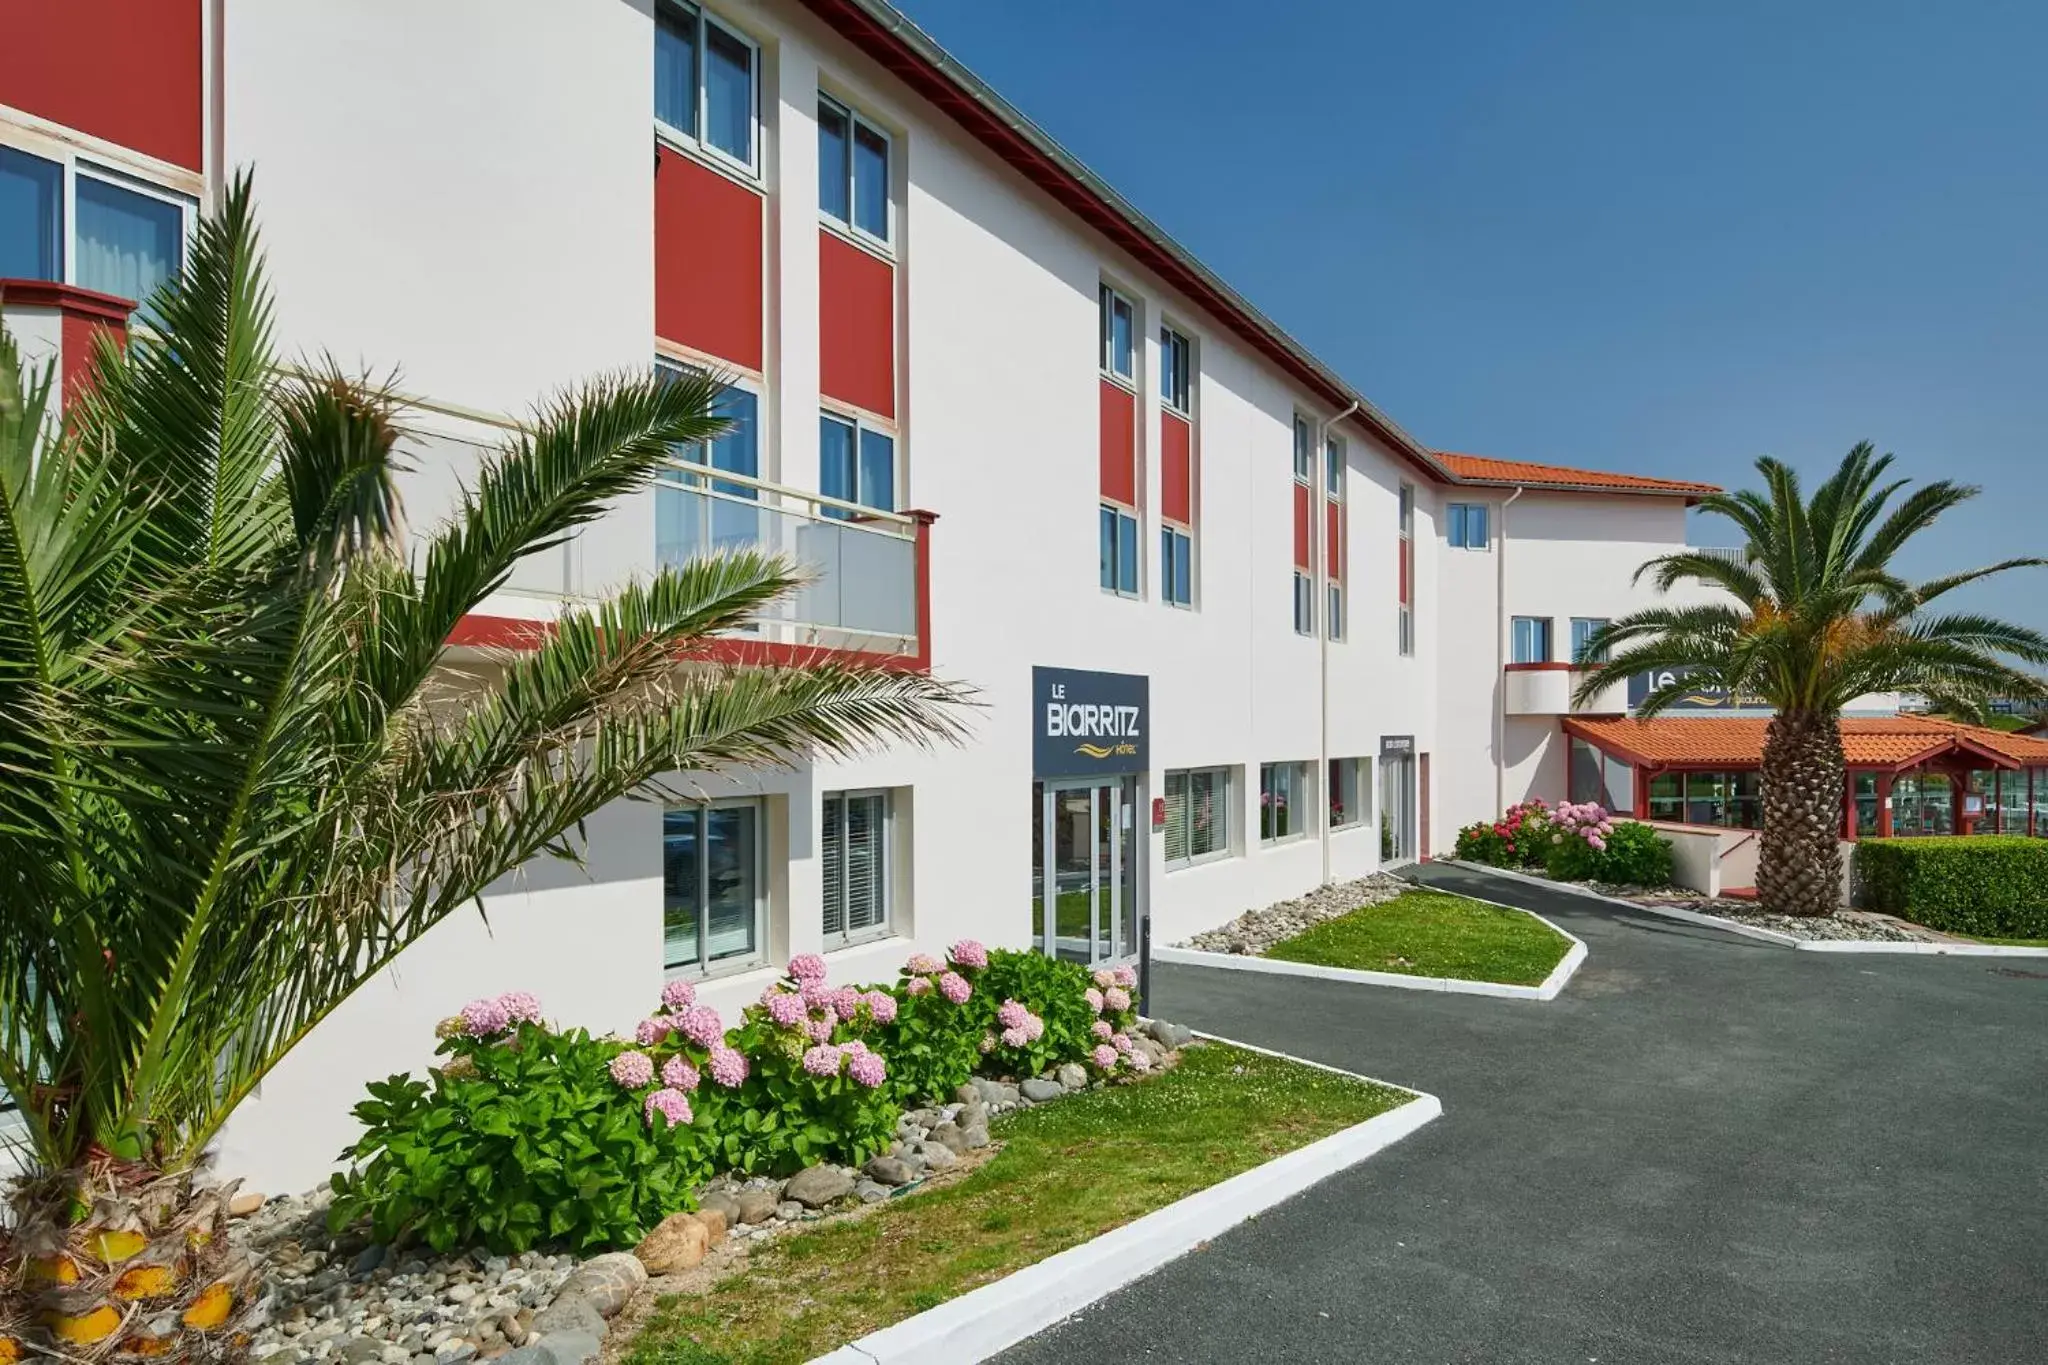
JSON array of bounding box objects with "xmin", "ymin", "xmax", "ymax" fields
[{"xmin": 0, "ymin": 0, "xmax": 1721, "ymax": 1191}]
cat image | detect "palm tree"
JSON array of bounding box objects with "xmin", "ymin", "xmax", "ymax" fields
[
  {"xmin": 0, "ymin": 178, "xmax": 965, "ymax": 1358},
  {"xmin": 1575, "ymin": 445, "xmax": 2048, "ymax": 916}
]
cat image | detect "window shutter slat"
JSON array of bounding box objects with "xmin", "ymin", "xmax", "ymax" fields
[
  {"xmin": 846, "ymin": 793, "xmax": 882, "ymax": 932},
  {"xmin": 1163, "ymin": 774, "xmax": 1188, "ymax": 864},
  {"xmin": 822, "ymin": 796, "xmax": 846, "ymax": 938}
]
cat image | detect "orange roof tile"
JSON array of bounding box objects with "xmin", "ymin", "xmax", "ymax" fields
[
  {"xmin": 1437, "ymin": 452, "xmax": 1722, "ymax": 499},
  {"xmin": 1564, "ymin": 715, "xmax": 2048, "ymax": 771}
]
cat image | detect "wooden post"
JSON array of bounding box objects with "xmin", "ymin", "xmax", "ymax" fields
[{"xmin": 1843, "ymin": 773, "xmax": 1858, "ymax": 840}]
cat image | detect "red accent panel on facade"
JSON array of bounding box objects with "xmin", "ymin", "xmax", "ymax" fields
[
  {"xmin": 60, "ymin": 307, "xmax": 125, "ymax": 406},
  {"xmin": 0, "ymin": 0, "xmax": 203, "ymax": 171},
  {"xmin": 819, "ymin": 232, "xmax": 895, "ymax": 417},
  {"xmin": 1099, "ymin": 380, "xmax": 1136, "ymax": 506},
  {"xmin": 1292, "ymin": 483, "xmax": 1310, "ymax": 571},
  {"xmin": 1160, "ymin": 412, "xmax": 1191, "ymax": 525},
  {"xmin": 3, "ymin": 279, "xmax": 134, "ymax": 407},
  {"xmin": 654, "ymin": 147, "xmax": 763, "ymax": 370},
  {"xmin": 1325, "ymin": 501, "xmax": 1342, "ymax": 579}
]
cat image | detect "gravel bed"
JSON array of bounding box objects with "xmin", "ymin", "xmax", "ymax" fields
[{"xmin": 1180, "ymin": 873, "xmax": 1411, "ymax": 956}]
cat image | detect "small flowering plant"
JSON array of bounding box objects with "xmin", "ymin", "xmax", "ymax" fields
[
  {"xmin": 880, "ymin": 939, "xmax": 991, "ymax": 1104},
  {"xmin": 1084, "ymin": 963, "xmax": 1148, "ymax": 1076}
]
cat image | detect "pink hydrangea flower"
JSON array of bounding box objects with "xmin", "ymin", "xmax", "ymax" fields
[
  {"xmin": 801, "ymin": 1044, "xmax": 843, "ymax": 1077},
  {"xmin": 846, "ymin": 1050, "xmax": 887, "ymax": 1089},
  {"xmin": 799, "ymin": 977, "xmax": 834, "ymax": 1008},
  {"xmin": 660, "ymin": 979, "xmax": 696, "ymax": 1011},
  {"xmin": 1025, "ymin": 1015, "xmax": 1045, "ymax": 1041},
  {"xmin": 708, "ymin": 1044, "xmax": 749, "ymax": 1088},
  {"xmin": 840, "ymin": 1038, "xmax": 868, "ymax": 1056},
  {"xmin": 1104, "ymin": 986, "xmax": 1131, "ymax": 1013},
  {"xmin": 1111, "ymin": 964, "xmax": 1137, "ymax": 989},
  {"xmin": 938, "ymin": 972, "xmax": 972, "ymax": 1004},
  {"xmin": 661, "ymin": 1055, "xmax": 700, "ymax": 1091},
  {"xmin": 1000, "ymin": 1025, "xmax": 1029, "ymax": 1049},
  {"xmin": 496, "ymin": 991, "xmax": 544, "ymax": 1025},
  {"xmin": 905, "ymin": 952, "xmax": 942, "ymax": 975},
  {"xmin": 1092, "ymin": 969, "xmax": 1115, "ymax": 990},
  {"xmin": 996, "ymin": 999, "xmax": 1030, "ymax": 1030},
  {"xmin": 1091, "ymin": 1044, "xmax": 1119, "ymax": 1070},
  {"xmin": 979, "ymin": 1032, "xmax": 998, "ymax": 1054},
  {"xmin": 678, "ymin": 1004, "xmax": 725, "ymax": 1048},
  {"xmin": 863, "ymin": 990, "xmax": 898, "ymax": 1024},
  {"xmin": 1112, "ymin": 1032, "xmax": 1133, "ymax": 1055},
  {"xmin": 459, "ymin": 997, "xmax": 510, "ymax": 1037},
  {"xmin": 831, "ymin": 986, "xmax": 863, "ymax": 1018},
  {"xmin": 1084, "ymin": 987, "xmax": 1104, "ymax": 1012},
  {"xmin": 644, "ymin": 1087, "xmax": 693, "ymax": 1127},
  {"xmin": 1091, "ymin": 1020, "xmax": 1114, "ymax": 1040},
  {"xmin": 949, "ymin": 939, "xmax": 989, "ymax": 970},
  {"xmin": 763, "ymin": 990, "xmax": 807, "ymax": 1028},
  {"xmin": 906, "ymin": 975, "xmax": 933, "ymax": 996},
  {"xmin": 1129, "ymin": 1050, "xmax": 1153, "ymax": 1072},
  {"xmin": 788, "ymin": 953, "xmax": 829, "ymax": 982},
  {"xmin": 807, "ymin": 1015, "xmax": 838, "ymax": 1044},
  {"xmin": 609, "ymin": 1050, "xmax": 654, "ymax": 1089},
  {"xmin": 634, "ymin": 1016, "xmax": 674, "ymax": 1047}
]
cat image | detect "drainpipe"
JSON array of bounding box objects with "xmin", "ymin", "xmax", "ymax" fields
[
  {"xmin": 1494, "ymin": 486, "xmax": 1525, "ymax": 815},
  {"xmin": 1317, "ymin": 400, "xmax": 1360, "ymax": 886}
]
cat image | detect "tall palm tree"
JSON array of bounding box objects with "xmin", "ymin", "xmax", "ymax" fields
[
  {"xmin": 0, "ymin": 178, "xmax": 965, "ymax": 1359},
  {"xmin": 1575, "ymin": 445, "xmax": 2048, "ymax": 916}
]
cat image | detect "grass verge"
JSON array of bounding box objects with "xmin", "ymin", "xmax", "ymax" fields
[
  {"xmin": 1262, "ymin": 886, "xmax": 1572, "ymax": 985},
  {"xmin": 620, "ymin": 1043, "xmax": 1411, "ymax": 1365},
  {"xmin": 1958, "ymin": 932, "xmax": 2048, "ymax": 948}
]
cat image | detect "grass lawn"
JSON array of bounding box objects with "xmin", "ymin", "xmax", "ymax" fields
[
  {"xmin": 620, "ymin": 1043, "xmax": 1412, "ymax": 1365},
  {"xmin": 1958, "ymin": 932, "xmax": 2048, "ymax": 948},
  {"xmin": 1262, "ymin": 887, "xmax": 1573, "ymax": 986}
]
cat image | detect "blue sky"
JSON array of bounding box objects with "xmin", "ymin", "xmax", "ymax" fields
[{"xmin": 898, "ymin": 0, "xmax": 2048, "ymax": 633}]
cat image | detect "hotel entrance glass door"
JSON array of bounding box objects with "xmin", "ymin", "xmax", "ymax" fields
[{"xmin": 1031, "ymin": 776, "xmax": 1138, "ymax": 964}]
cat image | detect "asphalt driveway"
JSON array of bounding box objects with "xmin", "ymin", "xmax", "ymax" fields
[{"xmin": 997, "ymin": 863, "xmax": 2048, "ymax": 1364}]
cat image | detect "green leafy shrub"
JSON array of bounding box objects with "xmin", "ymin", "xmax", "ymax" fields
[
  {"xmin": 1596, "ymin": 819, "xmax": 1675, "ymax": 886},
  {"xmin": 974, "ymin": 950, "xmax": 1102, "ymax": 1077},
  {"xmin": 1854, "ymin": 837, "xmax": 2048, "ymax": 938},
  {"xmin": 329, "ymin": 1022, "xmax": 709, "ymax": 1254},
  {"xmin": 1540, "ymin": 803, "xmax": 1672, "ymax": 887},
  {"xmin": 1454, "ymin": 821, "xmax": 1511, "ymax": 864}
]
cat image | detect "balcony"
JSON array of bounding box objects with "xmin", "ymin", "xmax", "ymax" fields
[{"xmin": 1504, "ymin": 663, "xmax": 1625, "ymax": 717}]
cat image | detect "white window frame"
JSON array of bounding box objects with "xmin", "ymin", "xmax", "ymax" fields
[
  {"xmin": 1292, "ymin": 413, "xmax": 1312, "ymax": 482},
  {"xmin": 819, "ymin": 405, "xmax": 899, "ymax": 513},
  {"xmin": 1164, "ymin": 766, "xmax": 1234, "ymax": 871},
  {"xmin": 817, "ymin": 91, "xmax": 894, "ymax": 251},
  {"xmin": 1161, "ymin": 523, "xmax": 1194, "ymax": 609},
  {"xmin": 0, "ymin": 129, "xmax": 198, "ymax": 303},
  {"xmin": 1293, "ymin": 570, "xmax": 1313, "ymax": 636},
  {"xmin": 1512, "ymin": 615, "xmax": 1555, "ymax": 665},
  {"xmin": 1447, "ymin": 502, "xmax": 1491, "ymax": 550},
  {"xmin": 1397, "ymin": 482, "xmax": 1416, "ymax": 657},
  {"xmin": 1101, "ymin": 503, "xmax": 1141, "ymax": 598},
  {"xmin": 662, "ymin": 796, "xmax": 768, "ymax": 979},
  {"xmin": 822, "ymin": 787, "xmax": 894, "ymax": 947},
  {"xmin": 1100, "ymin": 284, "xmax": 1136, "ymax": 385},
  {"xmin": 1159, "ymin": 324, "xmax": 1192, "ymax": 414},
  {"xmin": 1259, "ymin": 761, "xmax": 1313, "ymax": 845},
  {"xmin": 653, "ymin": 1, "xmax": 762, "ymax": 179},
  {"xmin": 1327, "ymin": 581, "xmax": 1344, "ymax": 642},
  {"xmin": 1571, "ymin": 616, "xmax": 1612, "ymax": 665},
  {"xmin": 1330, "ymin": 756, "xmax": 1371, "ymax": 831}
]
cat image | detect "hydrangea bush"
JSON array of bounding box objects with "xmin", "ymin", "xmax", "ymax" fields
[
  {"xmin": 335, "ymin": 939, "xmax": 1160, "ymax": 1253},
  {"xmin": 1455, "ymin": 798, "xmax": 1553, "ymax": 867}
]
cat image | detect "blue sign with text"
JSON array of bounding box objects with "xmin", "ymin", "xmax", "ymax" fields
[{"xmin": 1032, "ymin": 667, "xmax": 1149, "ymax": 778}]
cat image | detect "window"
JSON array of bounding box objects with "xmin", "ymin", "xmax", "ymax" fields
[
  {"xmin": 819, "ymin": 411, "xmax": 895, "ymax": 514},
  {"xmin": 1649, "ymin": 771, "xmax": 1761, "ymax": 829},
  {"xmin": 1292, "ymin": 571, "xmax": 1313, "ymax": 635},
  {"xmin": 663, "ymin": 799, "xmax": 765, "ymax": 973},
  {"xmin": 1397, "ymin": 483, "xmax": 1415, "ymax": 656},
  {"xmin": 1099, "ymin": 285, "xmax": 1134, "ymax": 382},
  {"xmin": 1161, "ymin": 525, "xmax": 1193, "ymax": 607},
  {"xmin": 1447, "ymin": 502, "xmax": 1490, "ymax": 550},
  {"xmin": 1100, "ymin": 505, "xmax": 1139, "ymax": 595},
  {"xmin": 1511, "ymin": 616, "xmax": 1553, "ymax": 664},
  {"xmin": 818, "ymin": 95, "xmax": 891, "ymax": 243},
  {"xmin": 0, "ymin": 145, "xmax": 194, "ymax": 319},
  {"xmin": 1571, "ymin": 617, "xmax": 1611, "ymax": 665},
  {"xmin": 657, "ymin": 375, "xmax": 761, "ymax": 563},
  {"xmin": 1164, "ymin": 767, "xmax": 1232, "ymax": 868},
  {"xmin": 823, "ymin": 790, "xmax": 891, "ymax": 943},
  {"xmin": 1854, "ymin": 772, "xmax": 1880, "ymax": 837},
  {"xmin": 1325, "ymin": 437, "xmax": 1343, "ymax": 498},
  {"xmin": 1330, "ymin": 757, "xmax": 1370, "ymax": 830},
  {"xmin": 1260, "ymin": 762, "xmax": 1311, "ymax": 843},
  {"xmin": 1159, "ymin": 326, "xmax": 1191, "ymax": 413},
  {"xmin": 1326, "ymin": 436, "xmax": 1344, "ymax": 640},
  {"xmin": 655, "ymin": 2, "xmax": 759, "ymax": 172},
  {"xmin": 1568, "ymin": 738, "xmax": 1632, "ymax": 813},
  {"xmin": 1327, "ymin": 583, "xmax": 1344, "ymax": 641},
  {"xmin": 1292, "ymin": 415, "xmax": 1312, "ymax": 482}
]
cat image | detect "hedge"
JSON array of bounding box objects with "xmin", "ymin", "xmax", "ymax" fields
[{"xmin": 1853, "ymin": 836, "xmax": 2048, "ymax": 939}]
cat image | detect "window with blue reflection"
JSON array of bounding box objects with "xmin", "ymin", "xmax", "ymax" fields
[
  {"xmin": 820, "ymin": 414, "xmax": 896, "ymax": 516},
  {"xmin": 1099, "ymin": 506, "xmax": 1117, "ymax": 591},
  {"xmin": 1447, "ymin": 502, "xmax": 1490, "ymax": 549},
  {"xmin": 1571, "ymin": 617, "xmax": 1611, "ymax": 664},
  {"xmin": 659, "ymin": 387, "xmax": 759, "ymax": 564},
  {"xmin": 75, "ymin": 174, "xmax": 184, "ymax": 318},
  {"xmin": 853, "ymin": 123, "xmax": 889, "ymax": 239},
  {"xmin": 1162, "ymin": 526, "xmax": 1193, "ymax": 607},
  {"xmin": 655, "ymin": 2, "xmax": 699, "ymax": 136},
  {"xmin": 820, "ymin": 413, "xmax": 855, "ymax": 508},
  {"xmin": 1116, "ymin": 511, "xmax": 1138, "ymax": 594},
  {"xmin": 1099, "ymin": 286, "xmax": 1133, "ymax": 379},
  {"xmin": 703, "ymin": 20, "xmax": 754, "ymax": 165},
  {"xmin": 1511, "ymin": 616, "xmax": 1553, "ymax": 664},
  {"xmin": 858, "ymin": 427, "xmax": 894, "ymax": 511},
  {"xmin": 0, "ymin": 146, "xmax": 62, "ymax": 282},
  {"xmin": 817, "ymin": 100, "xmax": 850, "ymax": 223}
]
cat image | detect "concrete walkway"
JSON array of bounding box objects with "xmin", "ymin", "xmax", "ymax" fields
[{"xmin": 996, "ymin": 863, "xmax": 2048, "ymax": 1364}]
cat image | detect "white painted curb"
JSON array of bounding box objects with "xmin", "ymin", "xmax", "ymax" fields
[
  {"xmin": 1438, "ymin": 860, "xmax": 2048, "ymax": 957},
  {"xmin": 1154, "ymin": 911, "xmax": 1586, "ymax": 1001},
  {"xmin": 809, "ymin": 1050, "xmax": 1441, "ymax": 1365}
]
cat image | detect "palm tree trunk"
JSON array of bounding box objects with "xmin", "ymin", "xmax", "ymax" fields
[{"xmin": 1757, "ymin": 709, "xmax": 1846, "ymax": 916}]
